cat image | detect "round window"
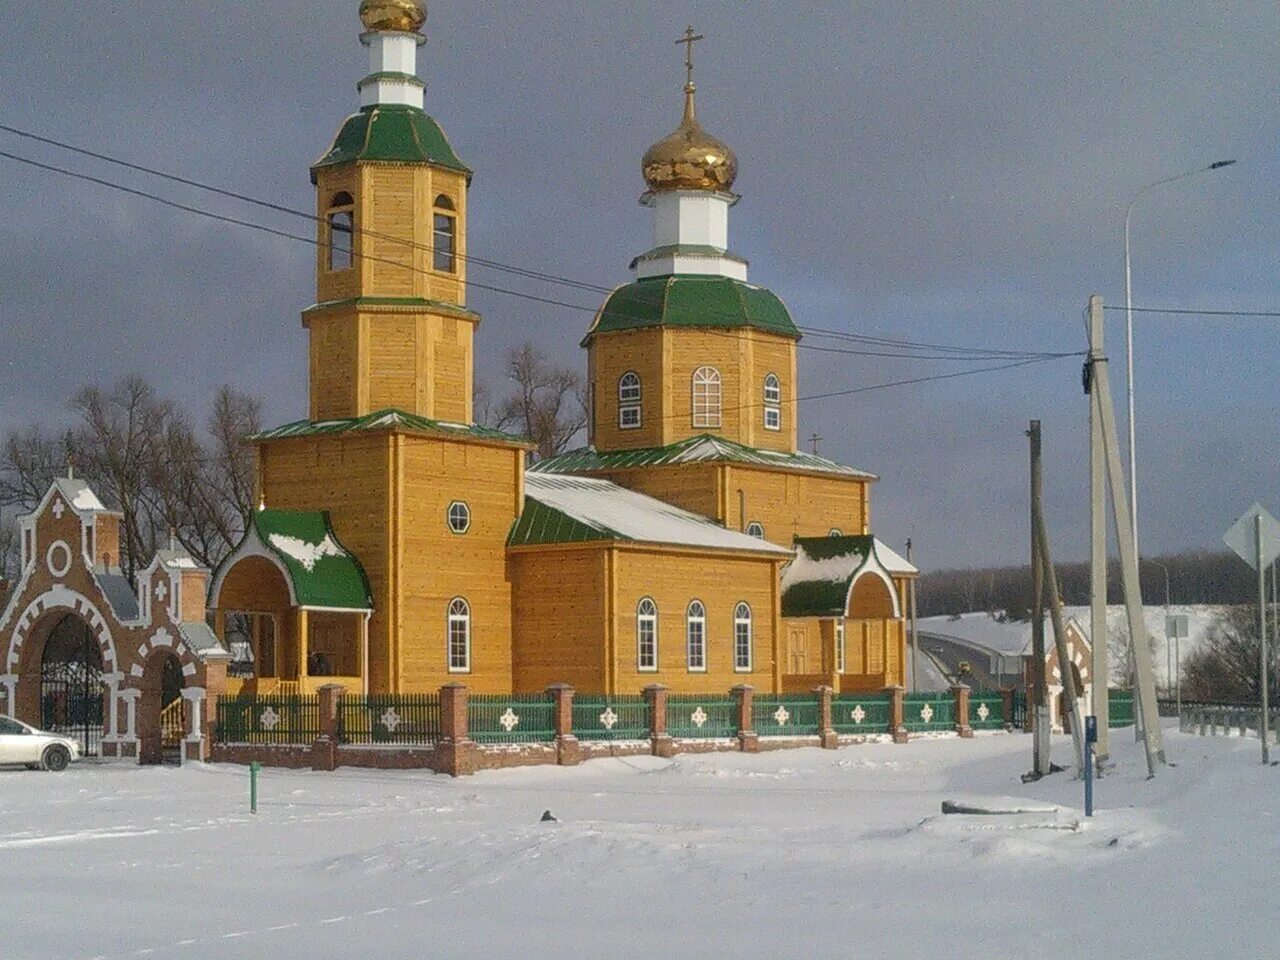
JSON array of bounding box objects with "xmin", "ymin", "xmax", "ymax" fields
[
  {"xmin": 46, "ymin": 540, "xmax": 72, "ymax": 578},
  {"xmin": 447, "ymin": 501, "xmax": 471, "ymax": 534}
]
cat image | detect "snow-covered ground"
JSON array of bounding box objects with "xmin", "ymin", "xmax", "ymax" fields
[{"xmin": 2, "ymin": 725, "xmax": 1274, "ymax": 959}]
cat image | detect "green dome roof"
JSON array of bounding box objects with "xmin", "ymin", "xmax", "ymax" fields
[
  {"xmin": 311, "ymin": 104, "xmax": 470, "ymax": 183},
  {"xmin": 583, "ymin": 275, "xmax": 800, "ymax": 345}
]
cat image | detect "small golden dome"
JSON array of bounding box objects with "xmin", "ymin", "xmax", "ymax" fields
[
  {"xmin": 359, "ymin": 0, "xmax": 427, "ymax": 33},
  {"xmin": 642, "ymin": 85, "xmax": 738, "ymax": 194}
]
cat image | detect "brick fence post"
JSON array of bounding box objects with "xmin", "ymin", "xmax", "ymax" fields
[
  {"xmin": 732, "ymin": 685, "xmax": 758, "ymax": 753},
  {"xmin": 645, "ymin": 684, "xmax": 674, "ymax": 758},
  {"xmin": 952, "ymin": 684, "xmax": 973, "ymax": 738},
  {"xmin": 1000, "ymin": 686, "xmax": 1014, "ymax": 732},
  {"xmin": 886, "ymin": 685, "xmax": 908, "ymax": 743},
  {"xmin": 547, "ymin": 683, "xmax": 580, "ymax": 766},
  {"xmin": 436, "ymin": 683, "xmax": 477, "ymax": 776},
  {"xmin": 311, "ymin": 683, "xmax": 344, "ymax": 771},
  {"xmin": 815, "ymin": 685, "xmax": 837, "ymax": 749}
]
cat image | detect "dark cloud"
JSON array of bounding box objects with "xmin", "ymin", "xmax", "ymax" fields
[{"xmin": 3, "ymin": 1, "xmax": 1277, "ymax": 568}]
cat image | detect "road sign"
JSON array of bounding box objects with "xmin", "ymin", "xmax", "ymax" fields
[
  {"xmin": 1223, "ymin": 503, "xmax": 1280, "ymax": 571},
  {"xmin": 1165, "ymin": 614, "xmax": 1189, "ymax": 639}
]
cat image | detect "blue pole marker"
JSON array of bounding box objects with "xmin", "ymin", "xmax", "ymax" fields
[{"xmin": 1084, "ymin": 715, "xmax": 1098, "ymax": 817}]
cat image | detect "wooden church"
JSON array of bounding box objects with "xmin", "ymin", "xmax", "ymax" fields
[{"xmin": 201, "ymin": 0, "xmax": 920, "ymax": 699}]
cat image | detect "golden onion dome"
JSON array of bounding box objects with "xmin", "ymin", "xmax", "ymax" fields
[
  {"xmin": 359, "ymin": 0, "xmax": 427, "ymax": 33},
  {"xmin": 642, "ymin": 84, "xmax": 738, "ymax": 194}
]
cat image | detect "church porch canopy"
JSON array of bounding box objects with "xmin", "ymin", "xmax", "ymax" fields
[{"xmin": 780, "ymin": 535, "xmax": 913, "ymax": 619}]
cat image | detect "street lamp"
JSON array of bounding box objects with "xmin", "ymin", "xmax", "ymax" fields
[{"xmin": 1122, "ymin": 160, "xmax": 1236, "ymax": 553}]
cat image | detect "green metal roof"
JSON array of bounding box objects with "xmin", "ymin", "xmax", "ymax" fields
[
  {"xmin": 213, "ymin": 510, "xmax": 372, "ymax": 611},
  {"xmin": 302, "ymin": 296, "xmax": 481, "ymax": 322},
  {"xmin": 311, "ymin": 104, "xmax": 470, "ymax": 182},
  {"xmin": 780, "ymin": 535, "xmax": 906, "ymax": 618},
  {"xmin": 507, "ymin": 497, "xmax": 612, "ymax": 547},
  {"xmin": 252, "ymin": 408, "xmax": 528, "ymax": 446},
  {"xmin": 531, "ymin": 433, "xmax": 876, "ymax": 480},
  {"xmin": 582, "ymin": 275, "xmax": 800, "ymax": 345}
]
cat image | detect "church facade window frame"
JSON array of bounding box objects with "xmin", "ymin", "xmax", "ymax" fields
[
  {"xmin": 618, "ymin": 371, "xmax": 642, "ymax": 430},
  {"xmin": 692, "ymin": 366, "xmax": 722, "ymax": 429},
  {"xmin": 325, "ymin": 191, "xmax": 355, "ymax": 273},
  {"xmin": 685, "ymin": 599, "xmax": 707, "ymax": 673},
  {"xmin": 636, "ymin": 597, "xmax": 658, "ymax": 672},
  {"xmin": 447, "ymin": 501, "xmax": 471, "ymax": 535},
  {"xmin": 745, "ymin": 520, "xmax": 764, "ymax": 540},
  {"xmin": 432, "ymin": 194, "xmax": 458, "ymax": 274},
  {"xmin": 733, "ymin": 602, "xmax": 753, "ymax": 672},
  {"xmin": 835, "ymin": 617, "xmax": 846, "ymax": 673},
  {"xmin": 763, "ymin": 373, "xmax": 782, "ymax": 431},
  {"xmin": 447, "ymin": 597, "xmax": 471, "ymax": 673}
]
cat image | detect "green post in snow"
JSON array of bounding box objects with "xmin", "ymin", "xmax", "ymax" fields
[{"xmin": 250, "ymin": 761, "xmax": 260, "ymax": 814}]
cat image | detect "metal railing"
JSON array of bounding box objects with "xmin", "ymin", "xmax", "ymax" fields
[
  {"xmin": 339, "ymin": 693, "xmax": 440, "ymax": 745},
  {"xmin": 832, "ymin": 693, "xmax": 891, "ymax": 735},
  {"xmin": 468, "ymin": 694, "xmax": 556, "ymax": 744},
  {"xmin": 968, "ymin": 693, "xmax": 1006, "ymax": 730},
  {"xmin": 752, "ymin": 694, "xmax": 820, "ymax": 737},
  {"xmin": 573, "ymin": 695, "xmax": 650, "ymax": 741},
  {"xmin": 215, "ymin": 695, "xmax": 321, "ymax": 745},
  {"xmin": 666, "ymin": 694, "xmax": 737, "ymax": 739},
  {"xmin": 903, "ymin": 691, "xmax": 955, "ymax": 732}
]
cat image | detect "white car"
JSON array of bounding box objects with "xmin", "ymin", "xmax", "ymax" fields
[{"xmin": 0, "ymin": 716, "xmax": 82, "ymax": 771}]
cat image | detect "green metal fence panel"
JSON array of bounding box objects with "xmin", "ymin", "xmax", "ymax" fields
[
  {"xmin": 1109, "ymin": 689, "xmax": 1136, "ymax": 728},
  {"xmin": 666, "ymin": 694, "xmax": 738, "ymax": 739},
  {"xmin": 468, "ymin": 694, "xmax": 556, "ymax": 743},
  {"xmin": 215, "ymin": 695, "xmax": 321, "ymax": 745},
  {"xmin": 902, "ymin": 691, "xmax": 955, "ymax": 732},
  {"xmin": 752, "ymin": 694, "xmax": 820, "ymax": 736},
  {"xmin": 338, "ymin": 694, "xmax": 440, "ymax": 745},
  {"xmin": 832, "ymin": 693, "xmax": 891, "ymax": 734},
  {"xmin": 573, "ymin": 695, "xmax": 651, "ymax": 741},
  {"xmin": 969, "ymin": 693, "xmax": 1005, "ymax": 730},
  {"xmin": 1011, "ymin": 691, "xmax": 1027, "ymax": 728}
]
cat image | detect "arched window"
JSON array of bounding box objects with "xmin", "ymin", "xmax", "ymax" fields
[
  {"xmin": 447, "ymin": 597, "xmax": 470, "ymax": 672},
  {"xmin": 447, "ymin": 501, "xmax": 471, "ymax": 534},
  {"xmin": 326, "ymin": 192, "xmax": 354, "ymax": 271},
  {"xmin": 618, "ymin": 371, "xmax": 642, "ymax": 429},
  {"xmin": 686, "ymin": 600, "xmax": 706, "ymax": 672},
  {"xmin": 835, "ymin": 618, "xmax": 846, "ymax": 673},
  {"xmin": 763, "ymin": 373, "xmax": 781, "ymax": 431},
  {"xmin": 733, "ymin": 602, "xmax": 752, "ymax": 672},
  {"xmin": 432, "ymin": 194, "xmax": 457, "ymax": 273},
  {"xmin": 692, "ymin": 366, "xmax": 722, "ymax": 428},
  {"xmin": 745, "ymin": 521, "xmax": 764, "ymax": 540},
  {"xmin": 829, "ymin": 528, "xmax": 843, "ymax": 537},
  {"xmin": 637, "ymin": 597, "xmax": 658, "ymax": 671}
]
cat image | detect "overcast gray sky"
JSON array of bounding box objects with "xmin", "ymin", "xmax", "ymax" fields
[{"xmin": 3, "ymin": 1, "xmax": 1277, "ymax": 569}]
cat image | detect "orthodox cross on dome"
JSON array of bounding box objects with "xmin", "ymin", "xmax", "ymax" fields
[{"xmin": 676, "ymin": 25, "xmax": 705, "ymax": 91}]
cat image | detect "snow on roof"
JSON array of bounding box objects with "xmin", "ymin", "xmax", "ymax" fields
[
  {"xmin": 874, "ymin": 539, "xmax": 918, "ymax": 575},
  {"xmin": 918, "ymin": 605, "xmax": 1225, "ymax": 660},
  {"xmin": 519, "ymin": 474, "xmax": 791, "ymax": 554},
  {"xmin": 53, "ymin": 477, "xmax": 106, "ymax": 513},
  {"xmin": 267, "ymin": 533, "xmax": 346, "ymax": 573}
]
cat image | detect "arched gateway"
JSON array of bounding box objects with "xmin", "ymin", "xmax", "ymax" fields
[{"xmin": 0, "ymin": 477, "xmax": 230, "ymax": 762}]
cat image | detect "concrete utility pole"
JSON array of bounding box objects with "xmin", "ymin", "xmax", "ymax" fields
[
  {"xmin": 1034, "ymin": 502, "xmax": 1086, "ymax": 773},
  {"xmin": 1087, "ymin": 295, "xmax": 1110, "ymax": 765},
  {"xmin": 907, "ymin": 539, "xmax": 919, "ymax": 692},
  {"xmin": 1087, "ymin": 295, "xmax": 1165, "ymax": 776},
  {"xmin": 1029, "ymin": 420, "xmax": 1051, "ymax": 777},
  {"xmin": 1256, "ymin": 513, "xmax": 1270, "ymax": 765}
]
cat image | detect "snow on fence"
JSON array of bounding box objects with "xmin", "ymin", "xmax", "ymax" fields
[{"xmin": 1181, "ymin": 704, "xmax": 1279, "ymax": 742}]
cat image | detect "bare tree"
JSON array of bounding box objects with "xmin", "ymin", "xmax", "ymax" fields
[
  {"xmin": 484, "ymin": 343, "xmax": 587, "ymax": 460},
  {"xmin": 1183, "ymin": 605, "xmax": 1280, "ymax": 703},
  {"xmin": 0, "ymin": 427, "xmax": 65, "ymax": 509}
]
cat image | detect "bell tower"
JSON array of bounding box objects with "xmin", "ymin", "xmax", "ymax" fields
[{"xmin": 305, "ymin": 0, "xmax": 477, "ymax": 423}]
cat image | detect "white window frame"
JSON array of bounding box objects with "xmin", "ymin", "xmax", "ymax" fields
[
  {"xmin": 619, "ymin": 404, "xmax": 641, "ymax": 430},
  {"xmin": 836, "ymin": 618, "xmax": 846, "ymax": 673},
  {"xmin": 447, "ymin": 501, "xmax": 471, "ymax": 534},
  {"xmin": 763, "ymin": 374, "xmax": 781, "ymax": 431},
  {"xmin": 618, "ymin": 371, "xmax": 642, "ymax": 429},
  {"xmin": 745, "ymin": 521, "xmax": 764, "ymax": 540},
  {"xmin": 692, "ymin": 366, "xmax": 722, "ymax": 428},
  {"xmin": 432, "ymin": 194, "xmax": 457, "ymax": 273},
  {"xmin": 829, "ymin": 528, "xmax": 842, "ymax": 537},
  {"xmin": 637, "ymin": 597, "xmax": 658, "ymax": 672},
  {"xmin": 447, "ymin": 597, "xmax": 471, "ymax": 673},
  {"xmin": 733, "ymin": 602, "xmax": 753, "ymax": 672},
  {"xmin": 686, "ymin": 600, "xmax": 707, "ymax": 673},
  {"xmin": 326, "ymin": 193, "xmax": 354, "ymax": 273}
]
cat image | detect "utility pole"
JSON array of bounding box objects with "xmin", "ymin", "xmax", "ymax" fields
[
  {"xmin": 1034, "ymin": 498, "xmax": 1086, "ymax": 772},
  {"xmin": 1087, "ymin": 294, "xmax": 1165, "ymax": 776},
  {"xmin": 1029, "ymin": 420, "xmax": 1051, "ymax": 777},
  {"xmin": 907, "ymin": 538, "xmax": 919, "ymax": 692},
  {"xmin": 1087, "ymin": 295, "xmax": 1110, "ymax": 765}
]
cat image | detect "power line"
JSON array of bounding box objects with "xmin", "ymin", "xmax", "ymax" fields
[
  {"xmin": 1103, "ymin": 305, "xmax": 1280, "ymax": 319},
  {"xmin": 0, "ymin": 147, "xmax": 1068, "ymax": 367},
  {"xmin": 0, "ymin": 123, "xmax": 1070, "ymax": 360}
]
